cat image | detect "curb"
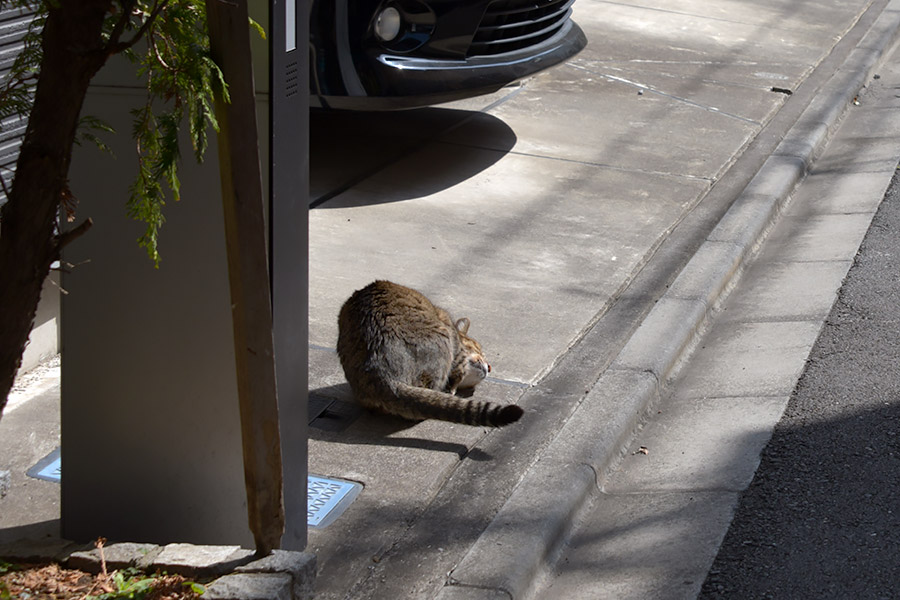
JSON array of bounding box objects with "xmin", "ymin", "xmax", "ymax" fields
[
  {"xmin": 0, "ymin": 540, "xmax": 316, "ymax": 600},
  {"xmin": 437, "ymin": 2, "xmax": 900, "ymax": 598}
]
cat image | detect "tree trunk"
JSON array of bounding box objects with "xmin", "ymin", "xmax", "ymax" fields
[{"xmin": 0, "ymin": 1, "xmax": 111, "ymax": 416}]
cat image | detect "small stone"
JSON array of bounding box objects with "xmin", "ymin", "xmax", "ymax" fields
[
  {"xmin": 68, "ymin": 542, "xmax": 161, "ymax": 573},
  {"xmin": 205, "ymin": 573, "xmax": 292, "ymax": 600},
  {"xmin": 236, "ymin": 550, "xmax": 316, "ymax": 600},
  {"xmin": 152, "ymin": 543, "xmax": 255, "ymax": 578}
]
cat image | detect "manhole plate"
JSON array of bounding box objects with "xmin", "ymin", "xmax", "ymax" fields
[
  {"xmin": 307, "ymin": 474, "xmax": 362, "ymax": 528},
  {"xmin": 26, "ymin": 447, "xmax": 60, "ymax": 483},
  {"xmin": 308, "ymin": 394, "xmax": 362, "ymax": 432}
]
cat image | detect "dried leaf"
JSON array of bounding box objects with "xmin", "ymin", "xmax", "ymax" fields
[{"xmin": 60, "ymin": 183, "xmax": 78, "ymax": 222}]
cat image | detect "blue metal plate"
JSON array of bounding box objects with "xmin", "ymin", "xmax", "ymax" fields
[
  {"xmin": 26, "ymin": 447, "xmax": 61, "ymax": 483},
  {"xmin": 28, "ymin": 447, "xmax": 361, "ymax": 528},
  {"xmin": 307, "ymin": 474, "xmax": 362, "ymax": 528}
]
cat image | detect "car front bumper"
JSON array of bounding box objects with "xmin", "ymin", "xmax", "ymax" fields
[{"xmin": 312, "ymin": 6, "xmax": 587, "ymax": 110}]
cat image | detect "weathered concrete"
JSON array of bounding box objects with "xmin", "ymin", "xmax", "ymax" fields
[
  {"xmin": 536, "ymin": 491, "xmax": 739, "ymax": 600},
  {"xmin": 0, "ymin": 538, "xmax": 89, "ymax": 564},
  {"xmin": 18, "ymin": 273, "xmax": 59, "ymax": 377},
  {"xmin": 0, "ymin": 373, "xmax": 60, "ymax": 544},
  {"xmin": 236, "ymin": 550, "xmax": 318, "ymax": 600},
  {"xmin": 205, "ymin": 573, "xmax": 294, "ymax": 600},
  {"xmin": 68, "ymin": 542, "xmax": 161, "ymax": 573},
  {"xmin": 699, "ymin": 95, "xmax": 900, "ymax": 600},
  {"xmin": 151, "ymin": 544, "xmax": 256, "ymax": 577},
  {"xmin": 535, "ymin": 7, "xmax": 900, "ymax": 598},
  {"xmin": 442, "ymin": 3, "xmax": 900, "ymax": 597},
  {"xmin": 606, "ymin": 396, "xmax": 791, "ymax": 493},
  {"xmin": 306, "ymin": 3, "xmax": 900, "ymax": 597},
  {"xmin": 5, "ymin": 0, "xmax": 900, "ymax": 599}
]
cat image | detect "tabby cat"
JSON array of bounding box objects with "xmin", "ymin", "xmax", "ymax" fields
[{"xmin": 336, "ymin": 280, "xmax": 523, "ymax": 427}]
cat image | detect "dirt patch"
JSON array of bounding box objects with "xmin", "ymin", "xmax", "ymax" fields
[{"xmin": 0, "ymin": 561, "xmax": 206, "ymax": 599}]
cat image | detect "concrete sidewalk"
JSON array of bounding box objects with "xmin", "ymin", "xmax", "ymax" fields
[
  {"xmin": 532, "ymin": 14, "xmax": 900, "ymax": 600},
  {"xmin": 4, "ymin": 0, "xmax": 900, "ymax": 599},
  {"xmin": 306, "ymin": 0, "xmax": 900, "ymax": 598}
]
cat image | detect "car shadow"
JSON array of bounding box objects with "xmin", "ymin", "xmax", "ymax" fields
[{"xmin": 309, "ymin": 106, "xmax": 517, "ymax": 208}]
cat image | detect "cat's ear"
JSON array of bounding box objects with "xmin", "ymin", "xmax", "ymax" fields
[{"xmin": 455, "ymin": 318, "xmax": 471, "ymax": 335}]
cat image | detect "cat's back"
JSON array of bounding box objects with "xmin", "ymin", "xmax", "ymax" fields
[
  {"xmin": 337, "ymin": 280, "xmax": 457, "ymax": 392},
  {"xmin": 338, "ymin": 280, "xmax": 449, "ymax": 338}
]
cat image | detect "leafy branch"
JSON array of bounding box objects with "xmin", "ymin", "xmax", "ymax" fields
[
  {"xmin": 124, "ymin": 0, "xmax": 227, "ymax": 265},
  {"xmin": 0, "ymin": 0, "xmax": 245, "ymax": 265}
]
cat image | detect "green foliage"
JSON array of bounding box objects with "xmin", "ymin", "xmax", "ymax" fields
[
  {"xmin": 85, "ymin": 568, "xmax": 206, "ymax": 600},
  {"xmin": 249, "ymin": 16, "xmax": 266, "ymax": 41},
  {"xmin": 0, "ymin": 561, "xmax": 205, "ymax": 600},
  {"xmin": 0, "ymin": 562, "xmax": 16, "ymax": 600},
  {"xmin": 184, "ymin": 580, "xmax": 208, "ymax": 594},
  {"xmin": 88, "ymin": 569, "xmax": 157, "ymax": 600},
  {"xmin": 77, "ymin": 115, "xmax": 117, "ymax": 155},
  {"xmin": 123, "ymin": 0, "xmax": 228, "ymax": 265},
  {"xmin": 0, "ymin": 0, "xmax": 255, "ymax": 265},
  {"xmin": 0, "ymin": 565, "xmax": 9, "ymax": 599}
]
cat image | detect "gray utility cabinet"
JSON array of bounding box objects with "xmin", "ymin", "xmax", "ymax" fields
[{"xmin": 61, "ymin": 2, "xmax": 309, "ymax": 550}]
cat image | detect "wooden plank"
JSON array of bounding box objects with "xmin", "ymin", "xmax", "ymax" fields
[{"xmin": 206, "ymin": 0, "xmax": 284, "ymax": 554}]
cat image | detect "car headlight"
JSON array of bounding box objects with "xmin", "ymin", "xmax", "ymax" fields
[{"xmin": 374, "ymin": 6, "xmax": 402, "ymax": 42}]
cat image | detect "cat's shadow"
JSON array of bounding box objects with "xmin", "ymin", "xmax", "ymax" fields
[{"xmin": 307, "ymin": 383, "xmax": 492, "ymax": 461}]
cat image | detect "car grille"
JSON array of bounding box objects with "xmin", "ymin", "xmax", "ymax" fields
[{"xmin": 468, "ymin": 0, "xmax": 576, "ymax": 57}]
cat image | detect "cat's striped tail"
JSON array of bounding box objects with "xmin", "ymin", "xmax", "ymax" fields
[{"xmin": 393, "ymin": 382, "xmax": 523, "ymax": 427}]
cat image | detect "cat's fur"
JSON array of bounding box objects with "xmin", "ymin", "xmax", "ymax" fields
[{"xmin": 336, "ymin": 280, "xmax": 523, "ymax": 427}]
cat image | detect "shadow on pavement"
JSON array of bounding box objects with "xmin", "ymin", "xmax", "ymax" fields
[
  {"xmin": 308, "ymin": 384, "xmax": 493, "ymax": 460},
  {"xmin": 0, "ymin": 520, "xmax": 60, "ymax": 546},
  {"xmin": 693, "ymin": 401, "xmax": 900, "ymax": 597},
  {"xmin": 309, "ymin": 107, "xmax": 517, "ymax": 208},
  {"xmin": 700, "ymin": 169, "xmax": 900, "ymax": 597}
]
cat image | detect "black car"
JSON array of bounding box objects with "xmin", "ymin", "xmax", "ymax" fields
[{"xmin": 309, "ymin": 0, "xmax": 587, "ymax": 110}]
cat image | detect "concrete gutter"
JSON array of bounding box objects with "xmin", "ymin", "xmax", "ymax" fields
[{"xmin": 437, "ymin": 1, "xmax": 900, "ymax": 598}]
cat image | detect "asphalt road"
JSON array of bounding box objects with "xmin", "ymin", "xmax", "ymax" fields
[{"xmin": 698, "ymin": 169, "xmax": 900, "ymax": 598}]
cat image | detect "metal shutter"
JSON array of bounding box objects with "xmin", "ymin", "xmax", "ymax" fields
[{"xmin": 0, "ymin": 4, "xmax": 35, "ymax": 206}]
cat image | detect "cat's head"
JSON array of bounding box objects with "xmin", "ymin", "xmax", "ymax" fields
[{"xmin": 455, "ymin": 318, "xmax": 491, "ymax": 389}]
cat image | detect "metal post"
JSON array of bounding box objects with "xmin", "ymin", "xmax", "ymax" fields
[{"xmin": 269, "ymin": 0, "xmax": 309, "ymax": 551}]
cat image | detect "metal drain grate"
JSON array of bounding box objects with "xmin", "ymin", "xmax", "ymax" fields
[
  {"xmin": 308, "ymin": 394, "xmax": 362, "ymax": 432},
  {"xmin": 26, "ymin": 447, "xmax": 60, "ymax": 483},
  {"xmin": 307, "ymin": 474, "xmax": 362, "ymax": 528}
]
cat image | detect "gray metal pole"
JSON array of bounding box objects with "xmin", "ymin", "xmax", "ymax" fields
[{"xmin": 269, "ymin": 0, "xmax": 309, "ymax": 551}]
